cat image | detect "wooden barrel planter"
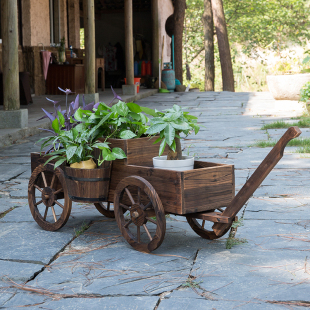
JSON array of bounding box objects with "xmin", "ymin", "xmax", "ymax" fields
[{"xmin": 64, "ymin": 161, "xmax": 112, "ymax": 203}]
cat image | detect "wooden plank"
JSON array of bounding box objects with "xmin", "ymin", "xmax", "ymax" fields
[
  {"xmin": 124, "ymin": 0, "xmax": 134, "ymax": 85},
  {"xmin": 187, "ymin": 211, "xmax": 232, "ymax": 224},
  {"xmin": 108, "ymin": 161, "xmax": 183, "ymax": 214},
  {"xmin": 182, "ymin": 163, "xmax": 234, "ymax": 213}
]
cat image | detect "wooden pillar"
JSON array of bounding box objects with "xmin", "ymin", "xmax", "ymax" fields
[
  {"xmin": 152, "ymin": 0, "xmax": 159, "ymax": 78},
  {"xmin": 124, "ymin": 0, "xmax": 134, "ymax": 85},
  {"xmin": 84, "ymin": 0, "xmax": 95, "ymax": 94},
  {"xmin": 2, "ymin": 0, "xmax": 20, "ymax": 110}
]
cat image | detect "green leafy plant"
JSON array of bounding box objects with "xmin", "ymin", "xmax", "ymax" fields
[
  {"xmin": 37, "ymin": 108, "xmax": 126, "ymax": 168},
  {"xmin": 145, "ymin": 105, "xmax": 200, "ymax": 160},
  {"xmin": 78, "ymin": 100, "xmax": 151, "ymax": 140},
  {"xmin": 300, "ymin": 82, "xmax": 310, "ymax": 103},
  {"xmin": 74, "ymin": 221, "xmax": 90, "ymax": 237}
]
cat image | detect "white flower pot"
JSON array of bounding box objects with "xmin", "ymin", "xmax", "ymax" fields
[
  {"xmin": 153, "ymin": 155, "xmax": 194, "ymax": 171},
  {"xmin": 267, "ymin": 73, "xmax": 310, "ymax": 100}
]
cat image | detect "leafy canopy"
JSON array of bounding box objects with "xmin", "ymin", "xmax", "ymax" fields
[{"xmin": 145, "ymin": 105, "xmax": 200, "ymax": 156}]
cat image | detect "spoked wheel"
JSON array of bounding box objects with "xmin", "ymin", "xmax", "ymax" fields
[
  {"xmin": 28, "ymin": 164, "xmax": 72, "ymax": 231},
  {"xmin": 94, "ymin": 202, "xmax": 115, "ymax": 218},
  {"xmin": 186, "ymin": 209, "xmax": 232, "ymax": 240},
  {"xmin": 114, "ymin": 176, "xmax": 166, "ymax": 253}
]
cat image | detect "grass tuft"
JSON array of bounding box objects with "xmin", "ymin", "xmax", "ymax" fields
[
  {"xmin": 261, "ymin": 117, "xmax": 310, "ymax": 130},
  {"xmin": 252, "ymin": 138, "xmax": 310, "ymax": 150},
  {"xmin": 74, "ymin": 221, "xmax": 90, "ymax": 237}
]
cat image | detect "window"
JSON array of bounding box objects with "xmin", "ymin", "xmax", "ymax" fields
[{"xmin": 50, "ymin": 0, "xmax": 60, "ymax": 45}]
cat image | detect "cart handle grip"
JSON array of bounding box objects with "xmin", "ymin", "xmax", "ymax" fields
[{"xmin": 213, "ymin": 126, "xmax": 301, "ymax": 236}]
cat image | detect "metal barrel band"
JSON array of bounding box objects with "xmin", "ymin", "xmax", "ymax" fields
[
  {"xmin": 64, "ymin": 174, "xmax": 110, "ymax": 182},
  {"xmin": 69, "ymin": 195, "xmax": 107, "ymax": 202}
]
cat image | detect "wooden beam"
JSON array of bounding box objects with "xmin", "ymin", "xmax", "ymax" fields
[
  {"xmin": 124, "ymin": 0, "xmax": 134, "ymax": 85},
  {"xmin": 83, "ymin": 0, "xmax": 96, "ymax": 94},
  {"xmin": 1, "ymin": 0, "xmax": 20, "ymax": 110},
  {"xmin": 152, "ymin": 0, "xmax": 159, "ymax": 78}
]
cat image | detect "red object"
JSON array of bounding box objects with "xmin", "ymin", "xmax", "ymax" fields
[
  {"xmin": 124, "ymin": 77, "xmax": 141, "ymax": 93},
  {"xmin": 141, "ymin": 61, "xmax": 146, "ymax": 76},
  {"xmin": 146, "ymin": 61, "xmax": 152, "ymax": 76}
]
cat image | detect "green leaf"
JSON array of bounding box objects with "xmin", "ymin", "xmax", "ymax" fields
[
  {"xmin": 66, "ymin": 146, "xmax": 77, "ymax": 160},
  {"xmin": 115, "ymin": 101, "xmax": 129, "ymax": 117},
  {"xmin": 153, "ymin": 137, "xmax": 162, "ymax": 144},
  {"xmin": 159, "ymin": 138, "xmax": 166, "ymax": 156},
  {"xmin": 74, "ymin": 108, "xmax": 83, "ymax": 121},
  {"xmin": 140, "ymin": 106, "xmax": 158, "ymax": 117},
  {"xmin": 164, "ymin": 124, "xmax": 175, "ymax": 146},
  {"xmin": 76, "ymin": 145, "xmax": 83, "ymax": 159},
  {"xmin": 128, "ymin": 112, "xmax": 141, "ymax": 121},
  {"xmin": 170, "ymin": 139, "xmax": 176, "ymax": 152},
  {"xmin": 104, "ymin": 153, "xmax": 116, "ymax": 161},
  {"xmin": 57, "ymin": 111, "xmax": 65, "ymax": 127},
  {"xmin": 139, "ymin": 113, "xmax": 148, "ymax": 125},
  {"xmin": 127, "ymin": 102, "xmax": 142, "ymax": 113},
  {"xmin": 43, "ymin": 155, "xmax": 60, "ymax": 166},
  {"xmin": 93, "ymin": 142, "xmax": 110, "ymax": 149},
  {"xmin": 111, "ymin": 147, "xmax": 127, "ymax": 159},
  {"xmin": 145, "ymin": 123, "xmax": 167, "ymax": 135},
  {"xmin": 54, "ymin": 158, "xmax": 66, "ymax": 169},
  {"xmin": 171, "ymin": 121, "xmax": 191, "ymax": 131},
  {"xmin": 52, "ymin": 119, "xmax": 60, "ymax": 134},
  {"xmin": 119, "ymin": 130, "xmax": 137, "ymax": 139}
]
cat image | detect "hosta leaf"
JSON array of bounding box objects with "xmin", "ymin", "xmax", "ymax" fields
[
  {"xmin": 139, "ymin": 113, "xmax": 148, "ymax": 125},
  {"xmin": 74, "ymin": 108, "xmax": 83, "ymax": 121},
  {"xmin": 145, "ymin": 123, "xmax": 167, "ymax": 135},
  {"xmin": 164, "ymin": 124, "xmax": 175, "ymax": 146},
  {"xmin": 119, "ymin": 130, "xmax": 137, "ymax": 139},
  {"xmin": 76, "ymin": 145, "xmax": 83, "ymax": 158},
  {"xmin": 111, "ymin": 147, "xmax": 127, "ymax": 159},
  {"xmin": 115, "ymin": 101, "xmax": 129, "ymax": 117},
  {"xmin": 128, "ymin": 112, "xmax": 141, "ymax": 121}
]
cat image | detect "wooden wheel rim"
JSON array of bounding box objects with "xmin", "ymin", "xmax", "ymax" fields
[
  {"xmin": 28, "ymin": 164, "xmax": 72, "ymax": 231},
  {"xmin": 114, "ymin": 176, "xmax": 166, "ymax": 253},
  {"xmin": 186, "ymin": 214, "xmax": 231, "ymax": 240},
  {"xmin": 94, "ymin": 202, "xmax": 116, "ymax": 218}
]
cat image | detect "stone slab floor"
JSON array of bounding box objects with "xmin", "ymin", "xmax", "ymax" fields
[{"xmin": 0, "ymin": 91, "xmax": 310, "ymax": 309}]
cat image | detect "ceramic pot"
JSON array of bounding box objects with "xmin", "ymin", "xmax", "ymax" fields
[
  {"xmin": 70, "ymin": 158, "xmax": 96, "ymax": 169},
  {"xmin": 153, "ymin": 155, "xmax": 194, "ymax": 171}
]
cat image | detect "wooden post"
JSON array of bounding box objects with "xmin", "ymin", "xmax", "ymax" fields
[
  {"xmin": 124, "ymin": 0, "xmax": 134, "ymax": 85},
  {"xmin": 2, "ymin": 0, "xmax": 20, "ymax": 110},
  {"xmin": 84, "ymin": 0, "xmax": 95, "ymax": 94},
  {"xmin": 152, "ymin": 0, "xmax": 159, "ymax": 79}
]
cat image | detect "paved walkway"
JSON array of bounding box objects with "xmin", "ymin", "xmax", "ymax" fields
[{"xmin": 0, "ymin": 91, "xmax": 310, "ymax": 309}]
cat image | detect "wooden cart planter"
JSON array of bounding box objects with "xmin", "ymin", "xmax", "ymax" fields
[{"xmin": 28, "ymin": 127, "xmax": 301, "ymax": 252}]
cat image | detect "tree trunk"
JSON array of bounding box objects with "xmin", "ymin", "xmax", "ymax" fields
[
  {"xmin": 167, "ymin": 137, "xmax": 182, "ymax": 160},
  {"xmin": 211, "ymin": 0, "xmax": 234, "ymax": 92},
  {"xmin": 174, "ymin": 0, "xmax": 186, "ymax": 84},
  {"xmin": 203, "ymin": 0, "xmax": 214, "ymax": 91}
]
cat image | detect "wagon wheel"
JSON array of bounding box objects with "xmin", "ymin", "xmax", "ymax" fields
[
  {"xmin": 28, "ymin": 164, "xmax": 72, "ymax": 231},
  {"xmin": 114, "ymin": 176, "xmax": 166, "ymax": 253},
  {"xmin": 94, "ymin": 202, "xmax": 115, "ymax": 218},
  {"xmin": 186, "ymin": 209, "xmax": 232, "ymax": 240}
]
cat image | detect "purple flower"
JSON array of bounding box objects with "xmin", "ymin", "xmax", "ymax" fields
[
  {"xmin": 109, "ymin": 86, "xmax": 123, "ymax": 106},
  {"xmin": 58, "ymin": 87, "xmax": 74, "ymax": 95}
]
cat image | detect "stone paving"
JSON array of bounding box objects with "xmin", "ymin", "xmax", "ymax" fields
[{"xmin": 1, "ymin": 91, "xmax": 310, "ymax": 309}]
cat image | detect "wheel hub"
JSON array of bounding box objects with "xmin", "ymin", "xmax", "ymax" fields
[
  {"xmin": 42, "ymin": 187, "xmax": 55, "ymax": 207},
  {"xmin": 130, "ymin": 204, "xmax": 146, "ymax": 226}
]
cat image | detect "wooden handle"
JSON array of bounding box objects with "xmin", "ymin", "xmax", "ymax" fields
[{"xmin": 213, "ymin": 126, "xmax": 301, "ymax": 236}]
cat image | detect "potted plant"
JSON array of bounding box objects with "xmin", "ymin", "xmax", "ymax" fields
[
  {"xmin": 145, "ymin": 104, "xmax": 200, "ymax": 171},
  {"xmin": 37, "ymin": 108, "xmax": 126, "ymax": 202},
  {"xmin": 267, "ymin": 53, "xmax": 310, "ymax": 100}
]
